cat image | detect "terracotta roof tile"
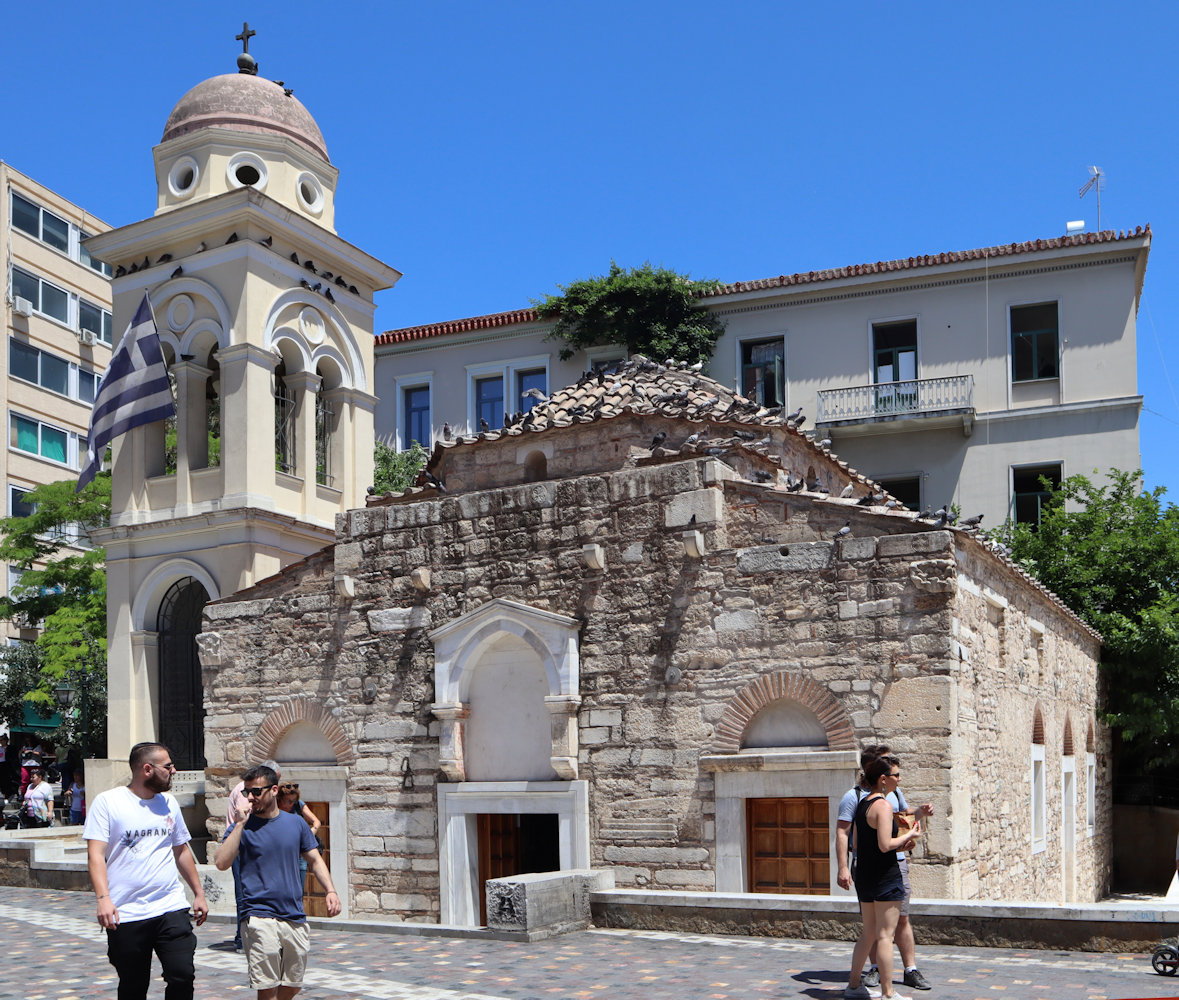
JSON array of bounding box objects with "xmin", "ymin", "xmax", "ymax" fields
[
  {"xmin": 705, "ymin": 226, "xmax": 1150, "ymax": 299},
  {"xmin": 375, "ymin": 227, "xmax": 1149, "ymax": 345}
]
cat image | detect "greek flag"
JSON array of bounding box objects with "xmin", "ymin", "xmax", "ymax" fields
[{"xmin": 77, "ymin": 293, "xmax": 175, "ymax": 491}]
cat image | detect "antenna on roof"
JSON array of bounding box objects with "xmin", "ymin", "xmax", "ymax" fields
[{"xmin": 1078, "ymin": 166, "xmax": 1104, "ymax": 231}]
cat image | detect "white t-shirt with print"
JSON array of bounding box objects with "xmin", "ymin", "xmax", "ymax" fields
[{"xmin": 83, "ymin": 786, "xmax": 191, "ymax": 921}]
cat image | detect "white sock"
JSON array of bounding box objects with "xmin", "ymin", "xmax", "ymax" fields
[{"xmin": 905, "ymin": 966, "xmax": 917, "ymax": 973}]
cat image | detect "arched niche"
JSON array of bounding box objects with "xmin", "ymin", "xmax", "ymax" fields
[
  {"xmin": 429, "ymin": 598, "xmax": 581, "ymax": 781},
  {"xmin": 741, "ymin": 699, "xmax": 829, "ymax": 750}
]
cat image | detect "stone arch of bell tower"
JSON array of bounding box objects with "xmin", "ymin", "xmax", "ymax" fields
[
  {"xmin": 250, "ymin": 697, "xmax": 355, "ymax": 766},
  {"xmin": 712, "ymin": 671, "xmax": 856, "ymax": 753}
]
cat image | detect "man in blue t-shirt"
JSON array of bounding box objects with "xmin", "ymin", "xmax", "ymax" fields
[{"xmin": 215, "ymin": 765, "xmax": 339, "ymax": 999}]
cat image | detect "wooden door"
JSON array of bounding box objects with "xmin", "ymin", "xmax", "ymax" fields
[
  {"xmin": 476, "ymin": 813, "xmax": 521, "ymax": 924},
  {"xmin": 303, "ymin": 801, "xmax": 331, "ymax": 916},
  {"xmin": 747, "ymin": 796, "xmax": 829, "ymax": 895}
]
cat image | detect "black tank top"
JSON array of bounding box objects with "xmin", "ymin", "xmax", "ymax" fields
[{"xmin": 853, "ymin": 793, "xmax": 900, "ymax": 888}]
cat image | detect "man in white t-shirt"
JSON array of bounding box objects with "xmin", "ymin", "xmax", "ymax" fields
[{"xmin": 85, "ymin": 742, "xmax": 209, "ymax": 1000}]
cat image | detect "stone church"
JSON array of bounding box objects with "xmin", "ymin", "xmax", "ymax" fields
[
  {"xmin": 198, "ymin": 355, "xmax": 1109, "ymax": 924},
  {"xmin": 86, "ymin": 46, "xmax": 1108, "ymax": 925}
]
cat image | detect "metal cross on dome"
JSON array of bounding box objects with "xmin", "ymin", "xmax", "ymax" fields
[{"xmin": 235, "ymin": 22, "xmax": 256, "ymax": 54}]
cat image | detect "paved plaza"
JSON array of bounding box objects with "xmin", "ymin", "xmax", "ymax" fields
[{"xmin": 1, "ymin": 885, "xmax": 1175, "ymax": 1000}]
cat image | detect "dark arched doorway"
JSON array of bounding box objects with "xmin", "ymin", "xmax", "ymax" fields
[{"xmin": 157, "ymin": 577, "xmax": 209, "ymax": 770}]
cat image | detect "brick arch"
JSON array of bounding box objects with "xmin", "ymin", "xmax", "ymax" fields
[
  {"xmin": 1086, "ymin": 717, "xmax": 1096, "ymax": 753},
  {"xmin": 1062, "ymin": 712, "xmax": 1075, "ymax": 756},
  {"xmin": 250, "ymin": 697, "xmax": 355, "ymax": 766},
  {"xmin": 712, "ymin": 671, "xmax": 855, "ymax": 753},
  {"xmin": 1032, "ymin": 702, "xmax": 1046, "ymax": 745}
]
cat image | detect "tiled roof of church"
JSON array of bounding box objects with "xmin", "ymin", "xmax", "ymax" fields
[
  {"xmin": 363, "ymin": 354, "xmax": 880, "ymax": 505},
  {"xmin": 374, "ymin": 227, "xmax": 1150, "ymax": 345}
]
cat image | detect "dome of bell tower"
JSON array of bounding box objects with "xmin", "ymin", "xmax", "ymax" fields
[{"xmin": 162, "ymin": 72, "xmax": 329, "ymax": 162}]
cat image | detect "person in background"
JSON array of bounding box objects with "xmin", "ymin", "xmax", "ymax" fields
[
  {"xmin": 21, "ymin": 767, "xmax": 54, "ymax": 827},
  {"xmin": 276, "ymin": 782, "xmax": 321, "ymax": 884},
  {"xmin": 65, "ymin": 771, "xmax": 87, "ymax": 825},
  {"xmin": 18, "ymin": 736, "xmax": 41, "ymax": 797},
  {"xmin": 0, "ymin": 734, "xmax": 14, "ymax": 799}
]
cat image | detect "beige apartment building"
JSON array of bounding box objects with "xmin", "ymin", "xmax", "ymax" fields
[
  {"xmin": 2, "ymin": 163, "xmax": 113, "ymax": 643},
  {"xmin": 374, "ymin": 229, "xmax": 1149, "ymax": 529}
]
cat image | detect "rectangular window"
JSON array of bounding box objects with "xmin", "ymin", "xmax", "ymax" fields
[
  {"xmin": 78, "ymin": 369, "xmax": 99, "ymax": 405},
  {"xmin": 1013, "ymin": 463, "xmax": 1062, "ymax": 527},
  {"xmin": 403, "ymin": 385, "xmax": 431, "ymax": 447},
  {"xmin": 475, "ymin": 376, "xmax": 504, "ymax": 431},
  {"xmin": 516, "ymin": 368, "xmax": 547, "ymax": 414},
  {"xmin": 1011, "ymin": 302, "xmax": 1059, "ymax": 382},
  {"xmin": 11, "ymin": 267, "xmax": 69, "ymax": 324},
  {"xmin": 1031, "ymin": 744, "xmax": 1046, "ymax": 853},
  {"xmin": 79, "ymin": 234, "xmax": 113, "ymax": 277},
  {"xmin": 875, "ymin": 476, "xmax": 921, "ymax": 510},
  {"xmin": 9, "ymin": 339, "xmax": 76, "ymax": 398},
  {"xmin": 873, "ymin": 319, "xmax": 918, "ymax": 412},
  {"xmin": 1085, "ymin": 752, "xmax": 1095, "ymax": 837},
  {"xmin": 9, "ymin": 485, "xmax": 35, "ymax": 519},
  {"xmin": 10, "ymin": 192, "xmax": 70, "ymax": 252},
  {"xmin": 11, "ymin": 193, "xmax": 41, "ymax": 238},
  {"xmin": 740, "ymin": 338, "xmax": 785, "ymax": 407},
  {"xmin": 10, "ymin": 412, "xmax": 72, "ymax": 466},
  {"xmin": 79, "ymin": 301, "xmax": 113, "ymax": 343}
]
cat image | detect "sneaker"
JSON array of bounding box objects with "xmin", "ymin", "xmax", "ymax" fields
[
  {"xmin": 903, "ymin": 968, "xmax": 931, "ymax": 991},
  {"xmin": 883, "ymin": 993, "xmax": 912, "ymax": 1000},
  {"xmin": 862, "ymin": 968, "xmax": 881, "ymax": 988},
  {"xmin": 842, "ymin": 987, "xmax": 880, "ymax": 1000}
]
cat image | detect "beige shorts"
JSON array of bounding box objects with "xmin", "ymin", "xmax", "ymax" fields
[{"xmin": 242, "ymin": 915, "xmax": 310, "ymax": 989}]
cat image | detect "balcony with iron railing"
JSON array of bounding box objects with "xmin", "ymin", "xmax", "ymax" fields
[{"xmin": 816, "ymin": 374, "xmax": 975, "ymax": 435}]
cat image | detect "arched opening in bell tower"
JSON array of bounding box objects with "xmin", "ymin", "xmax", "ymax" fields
[{"xmin": 156, "ymin": 576, "xmax": 210, "ymax": 770}]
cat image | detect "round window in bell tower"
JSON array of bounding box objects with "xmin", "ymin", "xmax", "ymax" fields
[
  {"xmin": 295, "ymin": 171, "xmax": 324, "ymax": 216},
  {"xmin": 168, "ymin": 156, "xmax": 201, "ymax": 199},
  {"xmin": 226, "ymin": 151, "xmax": 269, "ymax": 192}
]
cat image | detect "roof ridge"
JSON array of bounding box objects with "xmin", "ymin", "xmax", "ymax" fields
[{"xmin": 375, "ymin": 226, "xmax": 1150, "ymax": 346}]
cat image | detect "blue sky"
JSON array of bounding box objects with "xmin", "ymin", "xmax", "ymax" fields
[{"xmin": 4, "ymin": 2, "xmax": 1177, "ymax": 500}]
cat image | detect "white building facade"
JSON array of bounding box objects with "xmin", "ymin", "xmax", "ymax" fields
[{"xmin": 374, "ymin": 230, "xmax": 1149, "ymax": 529}]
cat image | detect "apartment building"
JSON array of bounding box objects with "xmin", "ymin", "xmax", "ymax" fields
[
  {"xmin": 373, "ymin": 228, "xmax": 1149, "ymax": 528},
  {"xmin": 2, "ymin": 163, "xmax": 113, "ymax": 640}
]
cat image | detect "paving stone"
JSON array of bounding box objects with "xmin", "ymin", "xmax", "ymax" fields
[{"xmin": 4, "ymin": 885, "xmax": 1175, "ymax": 1000}]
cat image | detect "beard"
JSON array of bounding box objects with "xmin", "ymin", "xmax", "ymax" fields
[{"xmin": 145, "ymin": 769, "xmax": 173, "ymax": 793}]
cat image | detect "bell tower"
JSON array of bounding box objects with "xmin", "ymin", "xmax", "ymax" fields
[{"xmin": 85, "ymin": 29, "xmax": 400, "ymax": 792}]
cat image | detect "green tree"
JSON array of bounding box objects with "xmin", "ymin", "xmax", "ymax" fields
[
  {"xmin": 0, "ymin": 475, "xmax": 110, "ymax": 756},
  {"xmin": 534, "ymin": 262, "xmax": 725, "ymax": 364},
  {"xmin": 373, "ymin": 440, "xmax": 428, "ymax": 495},
  {"xmin": 1005, "ymin": 470, "xmax": 1179, "ymax": 780}
]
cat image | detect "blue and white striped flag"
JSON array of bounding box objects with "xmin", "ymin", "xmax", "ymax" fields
[{"xmin": 77, "ymin": 293, "xmax": 175, "ymax": 491}]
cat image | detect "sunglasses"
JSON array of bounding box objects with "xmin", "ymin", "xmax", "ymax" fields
[
  {"xmin": 279, "ymin": 783, "xmax": 300, "ymax": 792},
  {"xmin": 244, "ymin": 784, "xmax": 276, "ymax": 797}
]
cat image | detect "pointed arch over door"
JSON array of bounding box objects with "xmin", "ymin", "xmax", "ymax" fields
[{"xmin": 157, "ymin": 576, "xmax": 210, "ymax": 770}]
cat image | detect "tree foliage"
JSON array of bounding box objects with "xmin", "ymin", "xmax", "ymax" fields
[
  {"xmin": 534, "ymin": 262, "xmax": 725, "ymax": 364},
  {"xmin": 373, "ymin": 440, "xmax": 428, "ymax": 495},
  {"xmin": 1005, "ymin": 470, "xmax": 1179, "ymax": 774},
  {"xmin": 0, "ymin": 475, "xmax": 109, "ymax": 755}
]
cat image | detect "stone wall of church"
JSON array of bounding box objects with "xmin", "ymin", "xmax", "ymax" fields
[
  {"xmin": 942, "ymin": 543, "xmax": 1109, "ymax": 902},
  {"xmin": 200, "ymin": 448, "xmax": 1106, "ymax": 921}
]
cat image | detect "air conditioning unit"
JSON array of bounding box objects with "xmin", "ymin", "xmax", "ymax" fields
[
  {"xmin": 12, "ymin": 296, "xmax": 33, "ymax": 317},
  {"xmin": 79, "ymin": 329, "xmax": 97, "ymax": 346}
]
